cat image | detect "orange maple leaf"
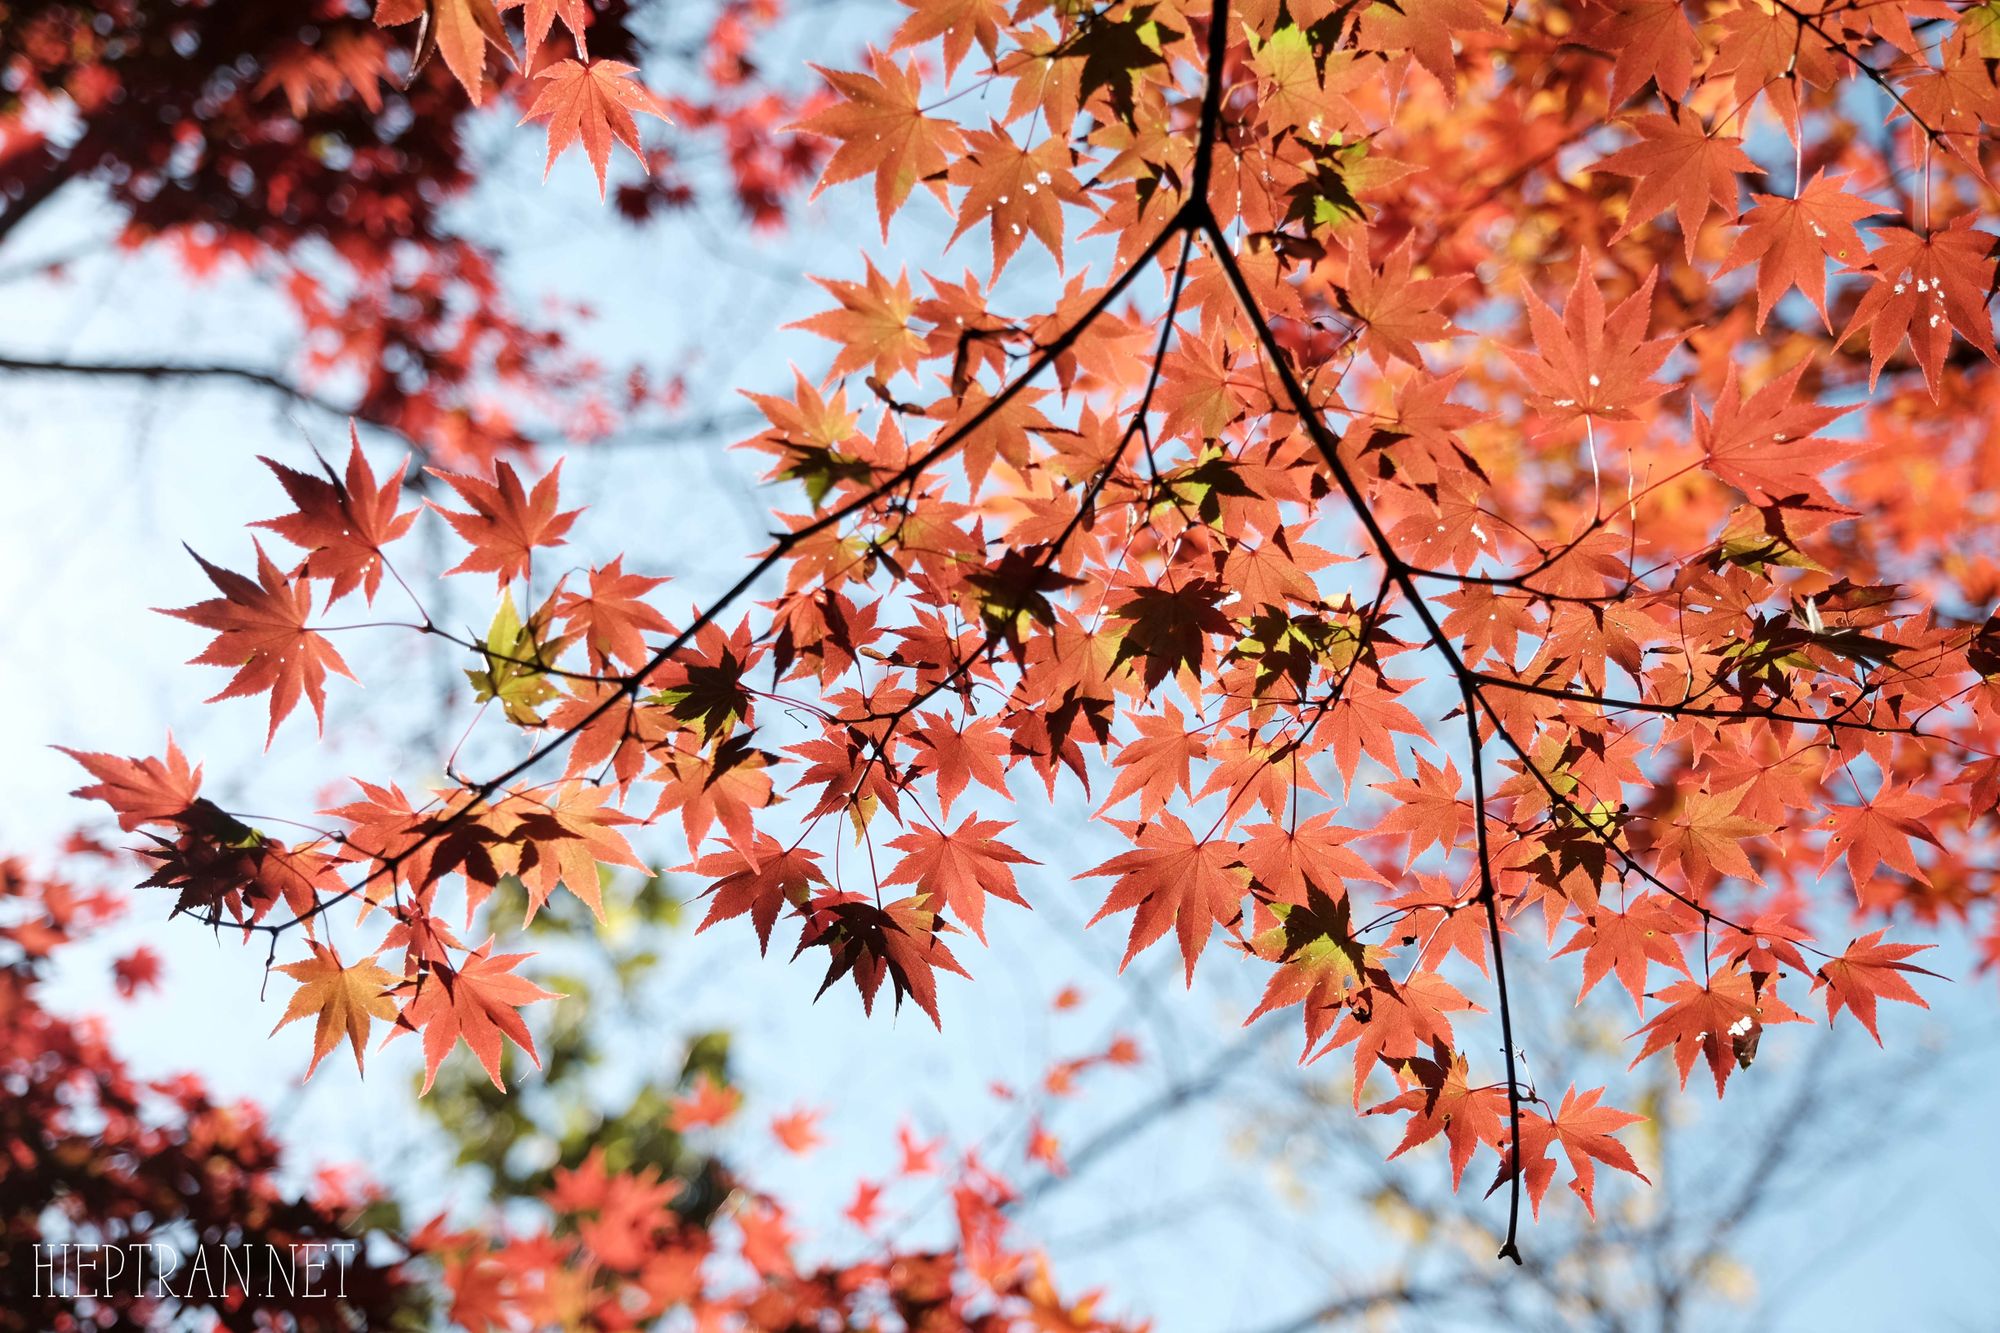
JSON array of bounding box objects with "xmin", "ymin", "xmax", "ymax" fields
[
  {"xmin": 373, "ymin": 0, "xmax": 515, "ymax": 106},
  {"xmin": 1082, "ymin": 815, "xmax": 1251, "ymax": 984},
  {"xmin": 795, "ymin": 51, "xmax": 963, "ymax": 235},
  {"xmin": 521, "ymin": 58, "xmax": 670, "ymax": 198},
  {"xmin": 1718, "ymin": 172, "xmax": 1887, "ymax": 329},
  {"xmin": 1595, "ymin": 108, "xmax": 1756, "ymax": 261},
  {"xmin": 1512, "ymin": 265, "xmax": 1678, "ymax": 425},
  {"xmin": 272, "ymin": 945, "xmax": 400, "ymax": 1078}
]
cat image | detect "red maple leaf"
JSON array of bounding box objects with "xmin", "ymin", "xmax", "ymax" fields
[
  {"xmin": 1241, "ymin": 884, "xmax": 1378, "ymax": 1057},
  {"xmin": 1338, "ymin": 237, "xmax": 1462, "ymax": 369},
  {"xmin": 795, "ymin": 51, "xmax": 963, "ymax": 235},
  {"xmin": 1369, "ymin": 754, "xmax": 1465, "ymax": 867},
  {"xmin": 685, "ymin": 833, "xmax": 826, "ymax": 953},
  {"xmin": 1555, "ymin": 895, "xmax": 1694, "ymax": 1013},
  {"xmin": 1511, "ymin": 266, "xmax": 1678, "ymax": 425},
  {"xmin": 392, "ymin": 941, "xmax": 562, "ymax": 1094},
  {"xmin": 669, "ymin": 1072, "xmax": 743, "ymax": 1129},
  {"xmin": 1812, "ymin": 929, "xmax": 1941, "ymax": 1043},
  {"xmin": 1367, "ymin": 1042, "xmax": 1509, "ymax": 1188},
  {"xmin": 499, "ymin": 0, "xmax": 590, "ymax": 61},
  {"xmin": 769, "ymin": 1106, "xmax": 826, "ymax": 1155},
  {"xmin": 795, "ymin": 891, "xmax": 971, "ymax": 1027},
  {"xmin": 427, "ymin": 459, "xmax": 583, "ymax": 587},
  {"xmin": 554, "ymin": 557, "xmax": 671, "ymax": 671},
  {"xmin": 883, "ymin": 817, "xmax": 1035, "ymax": 943},
  {"xmin": 1718, "ymin": 173, "xmax": 1888, "ymax": 329},
  {"xmin": 254, "ymin": 427, "xmax": 416, "ymax": 605},
  {"xmin": 1574, "ymin": 0, "xmax": 1700, "ymax": 108},
  {"xmin": 162, "ymin": 542, "xmax": 357, "ymax": 742},
  {"xmin": 1319, "ymin": 968, "xmax": 1479, "ymax": 1101},
  {"xmin": 1629, "ymin": 967, "xmax": 1805, "ymax": 1096},
  {"xmin": 1595, "ymin": 108, "xmax": 1756, "ymax": 260},
  {"xmin": 1490, "ymin": 1085, "xmax": 1649, "ymax": 1217},
  {"xmin": 1099, "ymin": 704, "xmax": 1205, "ymax": 821},
  {"xmin": 1697, "ymin": 361, "xmax": 1853, "ymax": 506},
  {"xmin": 1819, "ymin": 785, "xmax": 1947, "ymax": 894},
  {"xmin": 60, "ymin": 735, "xmax": 204, "ymax": 831},
  {"xmin": 1081, "ymin": 816, "xmax": 1251, "ymax": 984},
  {"xmin": 1838, "ymin": 219, "xmax": 2000, "ymax": 395}
]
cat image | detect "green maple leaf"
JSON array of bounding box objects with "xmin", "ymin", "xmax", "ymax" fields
[{"xmin": 466, "ymin": 592, "xmax": 574, "ymax": 726}]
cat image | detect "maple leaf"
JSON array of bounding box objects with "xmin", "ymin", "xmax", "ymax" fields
[
  {"xmin": 427, "ymin": 459, "xmax": 583, "ymax": 586},
  {"xmin": 500, "ymin": 782, "xmax": 648, "ymax": 925},
  {"xmin": 1574, "ymin": 0, "xmax": 1699, "ymax": 107},
  {"xmin": 271, "ymin": 945, "xmax": 400, "ymax": 1079},
  {"xmin": 1837, "ymin": 219, "xmax": 2000, "ymax": 395},
  {"xmin": 948, "ymin": 127, "xmax": 1082, "ymax": 278},
  {"xmin": 59, "ymin": 736, "xmax": 203, "ymax": 831},
  {"xmin": 769, "ymin": 1107, "xmax": 826, "ymax": 1155},
  {"xmin": 1555, "ymin": 896, "xmax": 1693, "ymax": 1013},
  {"xmin": 1242, "ymin": 885, "xmax": 1378, "ymax": 1057},
  {"xmin": 1629, "ymin": 968, "xmax": 1805, "ymax": 1096},
  {"xmin": 374, "ymin": 0, "xmax": 515, "ymax": 105},
  {"xmin": 1238, "ymin": 814, "xmax": 1386, "ymax": 904},
  {"xmin": 890, "ymin": 0, "xmax": 1005, "ymax": 77},
  {"xmin": 1812, "ymin": 929, "xmax": 1942, "ymax": 1043},
  {"xmin": 796, "ymin": 52, "xmax": 963, "ymax": 235},
  {"xmin": 1082, "ymin": 816, "xmax": 1251, "ymax": 984},
  {"xmin": 521, "ymin": 59, "xmax": 669, "ymax": 198},
  {"xmin": 1338, "ymin": 238, "xmax": 1462, "ymax": 370},
  {"xmin": 1357, "ymin": 0, "xmax": 1503, "ymax": 98},
  {"xmin": 883, "ymin": 817, "xmax": 1035, "ymax": 943},
  {"xmin": 392, "ymin": 941, "xmax": 562, "ymax": 1094},
  {"xmin": 1595, "ymin": 109, "xmax": 1756, "ymax": 261},
  {"xmin": 669, "ymin": 1072, "xmax": 743, "ymax": 1129},
  {"xmin": 1697, "ymin": 361, "xmax": 1853, "ymax": 505},
  {"xmin": 554, "ymin": 557, "xmax": 671, "ymax": 671},
  {"xmin": 649, "ymin": 734, "xmax": 776, "ymax": 851},
  {"xmin": 1100, "ymin": 704, "xmax": 1205, "ymax": 821},
  {"xmin": 686, "ymin": 834, "xmax": 826, "ymax": 953},
  {"xmin": 796, "ymin": 892, "xmax": 970, "ymax": 1027},
  {"xmin": 1819, "ymin": 785, "xmax": 1946, "ymax": 893},
  {"xmin": 1491, "ymin": 1086, "xmax": 1649, "ymax": 1218},
  {"xmin": 253, "ymin": 427, "xmax": 416, "ymax": 605},
  {"xmin": 844, "ymin": 1180, "xmax": 885, "ymax": 1230},
  {"xmin": 1369, "ymin": 754, "xmax": 1465, "ymax": 867},
  {"xmin": 1648, "ymin": 783, "xmax": 1770, "ymax": 892},
  {"xmin": 792, "ymin": 259, "xmax": 929, "ymax": 382},
  {"xmin": 1069, "ymin": 5, "xmax": 1182, "ymax": 124},
  {"xmin": 1710, "ymin": 0, "xmax": 1842, "ymax": 134},
  {"xmin": 1110, "ymin": 578, "xmax": 1233, "ymax": 692},
  {"xmin": 1512, "ymin": 266, "xmax": 1678, "ymax": 425},
  {"xmin": 499, "ymin": 0, "xmax": 590, "ymax": 61},
  {"xmin": 1367, "ymin": 1042, "xmax": 1509, "ymax": 1188},
  {"xmin": 1319, "ymin": 968, "xmax": 1480, "ymax": 1101},
  {"xmin": 906, "ymin": 714, "xmax": 1012, "ymax": 816},
  {"xmin": 163, "ymin": 542, "xmax": 357, "ymax": 742},
  {"xmin": 465, "ymin": 591, "xmax": 575, "ymax": 726},
  {"xmin": 1718, "ymin": 173, "xmax": 1888, "ymax": 329}
]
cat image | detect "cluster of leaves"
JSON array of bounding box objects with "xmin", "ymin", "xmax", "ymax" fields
[
  {"xmin": 59, "ymin": 0, "xmax": 2000, "ymax": 1262},
  {"xmin": 0, "ymin": 848, "xmax": 1141, "ymax": 1330},
  {"xmin": 404, "ymin": 881, "xmax": 1147, "ymax": 1331},
  {"xmin": 0, "ymin": 0, "xmax": 831, "ymax": 462},
  {"xmin": 0, "ymin": 848, "xmax": 414, "ymax": 1329}
]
